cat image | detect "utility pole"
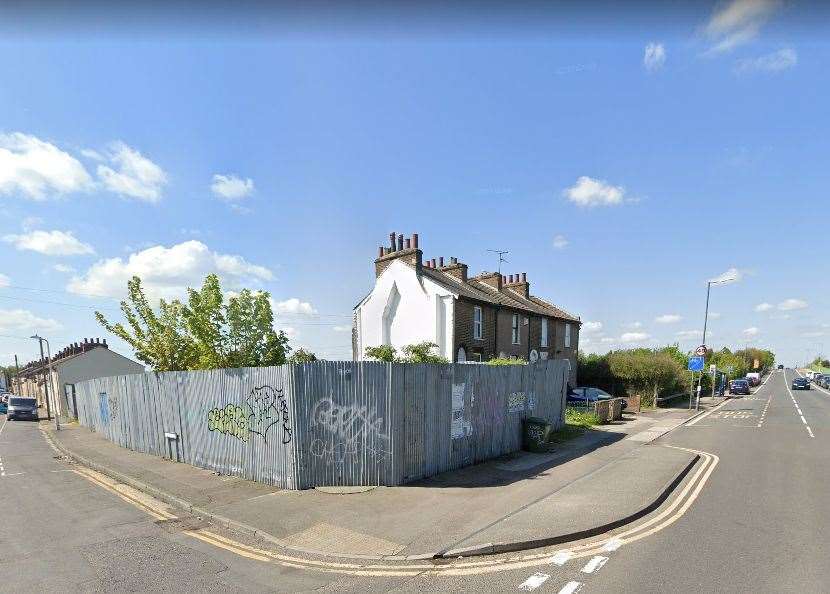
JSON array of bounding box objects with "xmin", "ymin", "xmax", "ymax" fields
[
  {"xmin": 32, "ymin": 335, "xmax": 60, "ymax": 431},
  {"xmin": 36, "ymin": 338, "xmax": 51, "ymax": 421},
  {"xmin": 13, "ymin": 354, "xmax": 20, "ymax": 395}
]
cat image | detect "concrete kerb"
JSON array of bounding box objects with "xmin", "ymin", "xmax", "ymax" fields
[
  {"xmin": 436, "ymin": 452, "xmax": 701, "ymax": 559},
  {"xmin": 40, "ymin": 422, "xmax": 703, "ymax": 563}
]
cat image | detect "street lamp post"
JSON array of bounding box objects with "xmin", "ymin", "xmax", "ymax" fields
[
  {"xmin": 31, "ymin": 335, "xmax": 60, "ymax": 431},
  {"xmin": 696, "ymin": 277, "xmax": 735, "ymax": 409}
]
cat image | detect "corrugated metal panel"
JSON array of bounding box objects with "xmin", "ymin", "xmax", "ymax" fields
[{"xmin": 71, "ymin": 360, "xmax": 567, "ymax": 489}]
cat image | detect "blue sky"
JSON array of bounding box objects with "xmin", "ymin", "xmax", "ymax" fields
[{"xmin": 1, "ymin": 0, "xmax": 828, "ymax": 368}]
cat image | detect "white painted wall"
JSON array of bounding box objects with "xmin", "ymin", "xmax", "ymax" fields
[
  {"xmin": 53, "ymin": 348, "xmax": 145, "ymax": 415},
  {"xmin": 355, "ymin": 259, "xmax": 457, "ymax": 360}
]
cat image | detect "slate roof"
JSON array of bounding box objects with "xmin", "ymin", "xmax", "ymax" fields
[{"xmin": 413, "ymin": 263, "xmax": 580, "ymax": 323}]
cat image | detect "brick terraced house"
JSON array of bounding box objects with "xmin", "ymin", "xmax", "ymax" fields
[{"xmin": 353, "ymin": 232, "xmax": 581, "ymax": 383}]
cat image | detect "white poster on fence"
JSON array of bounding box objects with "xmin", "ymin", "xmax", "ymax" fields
[{"xmin": 451, "ymin": 383, "xmax": 465, "ymax": 439}]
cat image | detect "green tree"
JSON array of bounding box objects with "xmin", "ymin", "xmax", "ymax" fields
[
  {"xmin": 288, "ymin": 348, "xmax": 319, "ymax": 363},
  {"xmin": 96, "ymin": 277, "xmax": 195, "ymax": 371},
  {"xmin": 365, "ymin": 345, "xmax": 397, "ymax": 362},
  {"xmin": 96, "ymin": 274, "xmax": 290, "ymax": 372},
  {"xmin": 400, "ymin": 342, "xmax": 449, "ymax": 364}
]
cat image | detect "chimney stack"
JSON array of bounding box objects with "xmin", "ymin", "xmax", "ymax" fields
[
  {"xmin": 439, "ymin": 257, "xmax": 444, "ymax": 267},
  {"xmin": 375, "ymin": 231, "xmax": 423, "ymax": 277}
]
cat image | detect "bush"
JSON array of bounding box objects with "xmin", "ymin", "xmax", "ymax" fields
[
  {"xmin": 365, "ymin": 342, "xmax": 449, "ymax": 364},
  {"xmin": 486, "ymin": 357, "xmax": 526, "ymax": 366},
  {"xmin": 565, "ymin": 407, "xmax": 601, "ymax": 428}
]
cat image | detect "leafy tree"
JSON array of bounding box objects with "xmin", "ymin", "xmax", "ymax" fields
[
  {"xmin": 96, "ymin": 277, "xmax": 194, "ymax": 371},
  {"xmin": 365, "ymin": 345, "xmax": 397, "ymax": 362},
  {"xmin": 96, "ymin": 274, "xmax": 290, "ymax": 372},
  {"xmin": 288, "ymin": 348, "xmax": 319, "ymax": 363},
  {"xmin": 606, "ymin": 348, "xmax": 685, "ymax": 407},
  {"xmin": 400, "ymin": 342, "xmax": 449, "ymax": 364}
]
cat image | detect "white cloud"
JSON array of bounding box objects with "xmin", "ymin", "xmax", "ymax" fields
[
  {"xmin": 625, "ymin": 321, "xmax": 643, "ymax": 329},
  {"xmin": 97, "ymin": 142, "xmax": 167, "ymax": 202},
  {"xmin": 552, "ymin": 234, "xmax": 569, "ymax": 250},
  {"xmin": 0, "ymin": 132, "xmax": 93, "ymax": 200},
  {"xmin": 743, "ymin": 326, "xmax": 761, "ymax": 337},
  {"xmin": 0, "ymin": 272, "xmax": 9, "ymax": 287},
  {"xmin": 676, "ymin": 329, "xmax": 704, "ymax": 339},
  {"xmin": 0, "ymin": 308, "xmax": 62, "ymax": 334},
  {"xmin": 655, "ymin": 314, "xmax": 682, "ymax": 324},
  {"xmin": 703, "ymin": 0, "xmax": 783, "ymax": 54},
  {"xmin": 755, "ymin": 302, "xmax": 773, "ymax": 312},
  {"xmin": 600, "ymin": 337, "xmax": 617, "ymax": 343},
  {"xmin": 801, "ymin": 331, "xmax": 825, "ymax": 339},
  {"xmin": 583, "ymin": 321, "xmax": 603, "ymax": 333},
  {"xmin": 736, "ymin": 47, "xmax": 797, "ymax": 73},
  {"xmin": 21, "ymin": 216, "xmax": 43, "ymax": 231},
  {"xmin": 3, "ymin": 229, "xmax": 95, "ymax": 256},
  {"xmin": 777, "ymin": 298, "xmax": 807, "ymax": 311},
  {"xmin": 279, "ymin": 326, "xmax": 298, "ymax": 340},
  {"xmin": 211, "ymin": 174, "xmax": 255, "ymax": 202},
  {"xmin": 710, "ymin": 267, "xmax": 743, "ymax": 284},
  {"xmin": 644, "ymin": 42, "xmax": 666, "ymax": 71},
  {"xmin": 53, "ymin": 264, "xmax": 75, "ymax": 274},
  {"xmin": 67, "ymin": 240, "xmax": 272, "ymax": 300},
  {"xmin": 273, "ymin": 298, "xmax": 316, "ymax": 316},
  {"xmin": 333, "ymin": 325, "xmax": 351, "ymax": 332},
  {"xmin": 563, "ymin": 176, "xmax": 625, "ymax": 207},
  {"xmin": 620, "ymin": 332, "xmax": 650, "ymax": 343},
  {"xmin": 709, "ymin": 312, "xmax": 722, "ymax": 319}
]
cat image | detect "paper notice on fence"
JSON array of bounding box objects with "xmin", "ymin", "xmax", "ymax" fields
[{"xmin": 451, "ymin": 383, "xmax": 465, "ymax": 439}]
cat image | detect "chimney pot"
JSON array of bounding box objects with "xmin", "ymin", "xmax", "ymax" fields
[
  {"xmin": 404, "ymin": 238, "xmax": 411, "ymax": 249},
  {"xmin": 412, "ymin": 233, "xmax": 419, "ymax": 249},
  {"xmin": 522, "ymin": 272, "xmax": 527, "ymax": 282},
  {"xmin": 389, "ymin": 232, "xmax": 397, "ymax": 252},
  {"xmin": 439, "ymin": 257, "xmax": 444, "ymax": 267},
  {"xmin": 397, "ymin": 234, "xmax": 404, "ymax": 251},
  {"xmin": 451, "ymin": 257, "xmax": 457, "ymax": 264},
  {"xmin": 431, "ymin": 258, "xmax": 437, "ymax": 268},
  {"xmin": 509, "ymin": 275, "xmax": 514, "ymax": 283},
  {"xmin": 378, "ymin": 246, "xmax": 384, "ymax": 258}
]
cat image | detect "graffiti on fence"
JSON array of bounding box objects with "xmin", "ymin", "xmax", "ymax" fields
[
  {"xmin": 108, "ymin": 394, "xmax": 118, "ymax": 420},
  {"xmin": 207, "ymin": 385, "xmax": 292, "ymax": 445},
  {"xmin": 507, "ymin": 391, "xmax": 526, "ymax": 413},
  {"xmin": 308, "ymin": 396, "xmax": 389, "ymax": 464}
]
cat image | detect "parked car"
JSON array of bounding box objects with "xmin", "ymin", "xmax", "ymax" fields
[
  {"xmin": 0, "ymin": 400, "xmax": 6, "ymax": 414},
  {"xmin": 746, "ymin": 373, "xmax": 761, "ymax": 386},
  {"xmin": 7, "ymin": 397, "xmax": 39, "ymax": 421},
  {"xmin": 729, "ymin": 379, "xmax": 750, "ymax": 396},
  {"xmin": 819, "ymin": 376, "xmax": 830, "ymax": 389},
  {"xmin": 567, "ymin": 387, "xmax": 625, "ymax": 409},
  {"xmin": 811, "ymin": 373, "xmax": 826, "ymax": 384},
  {"xmin": 778, "ymin": 364, "xmax": 785, "ymax": 370},
  {"xmin": 792, "ymin": 377, "xmax": 811, "ymax": 390}
]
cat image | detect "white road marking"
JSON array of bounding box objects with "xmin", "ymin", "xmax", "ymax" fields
[
  {"xmin": 0, "ymin": 418, "xmax": 7, "ymax": 438},
  {"xmin": 518, "ymin": 573, "xmax": 550, "ymax": 590},
  {"xmin": 603, "ymin": 538, "xmax": 623, "ymax": 552},
  {"xmin": 581, "ymin": 555, "xmax": 609, "ymax": 574},
  {"xmin": 784, "ymin": 375, "xmax": 815, "ymax": 438},
  {"xmin": 686, "ymin": 398, "xmax": 732, "ymax": 426},
  {"xmin": 2, "ymin": 472, "xmax": 23, "ymax": 477},
  {"xmin": 549, "ymin": 550, "xmax": 573, "ymax": 566},
  {"xmin": 557, "ymin": 581, "xmax": 583, "ymax": 594}
]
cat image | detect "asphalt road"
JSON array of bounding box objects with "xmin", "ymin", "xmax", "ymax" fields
[{"xmin": 2, "ymin": 369, "xmax": 828, "ymax": 592}]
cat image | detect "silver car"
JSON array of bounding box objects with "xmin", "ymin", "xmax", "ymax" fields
[{"xmin": 7, "ymin": 397, "xmax": 39, "ymax": 421}]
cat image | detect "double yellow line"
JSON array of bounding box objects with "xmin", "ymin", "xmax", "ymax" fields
[{"xmin": 64, "ymin": 444, "xmax": 718, "ymax": 577}]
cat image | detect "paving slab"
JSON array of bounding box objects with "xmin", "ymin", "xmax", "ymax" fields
[{"xmin": 46, "ymin": 407, "xmax": 702, "ymax": 559}]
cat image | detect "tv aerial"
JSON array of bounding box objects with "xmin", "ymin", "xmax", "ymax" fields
[{"xmin": 486, "ymin": 249, "xmax": 509, "ymax": 274}]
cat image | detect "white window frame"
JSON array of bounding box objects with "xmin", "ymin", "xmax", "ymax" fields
[
  {"xmin": 564, "ymin": 323, "xmax": 572, "ymax": 348},
  {"xmin": 541, "ymin": 318, "xmax": 549, "ymax": 348},
  {"xmin": 473, "ymin": 306, "xmax": 483, "ymax": 340},
  {"xmin": 511, "ymin": 314, "xmax": 520, "ymax": 344}
]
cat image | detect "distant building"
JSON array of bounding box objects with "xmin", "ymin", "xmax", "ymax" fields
[
  {"xmin": 353, "ymin": 232, "xmax": 581, "ymax": 383},
  {"xmin": 17, "ymin": 338, "xmax": 144, "ymax": 417}
]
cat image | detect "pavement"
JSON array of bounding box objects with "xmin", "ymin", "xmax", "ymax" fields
[{"xmin": 42, "ymin": 398, "xmax": 721, "ymax": 560}]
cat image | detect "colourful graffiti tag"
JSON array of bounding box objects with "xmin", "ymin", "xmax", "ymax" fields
[
  {"xmin": 206, "ymin": 385, "xmax": 291, "ymax": 445},
  {"xmin": 207, "ymin": 404, "xmax": 250, "ymax": 442}
]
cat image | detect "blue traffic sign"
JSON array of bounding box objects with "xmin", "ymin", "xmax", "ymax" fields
[{"xmin": 688, "ymin": 356, "xmax": 705, "ymax": 372}]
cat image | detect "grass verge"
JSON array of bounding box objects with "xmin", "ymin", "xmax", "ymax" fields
[{"xmin": 548, "ymin": 407, "xmax": 602, "ymax": 443}]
